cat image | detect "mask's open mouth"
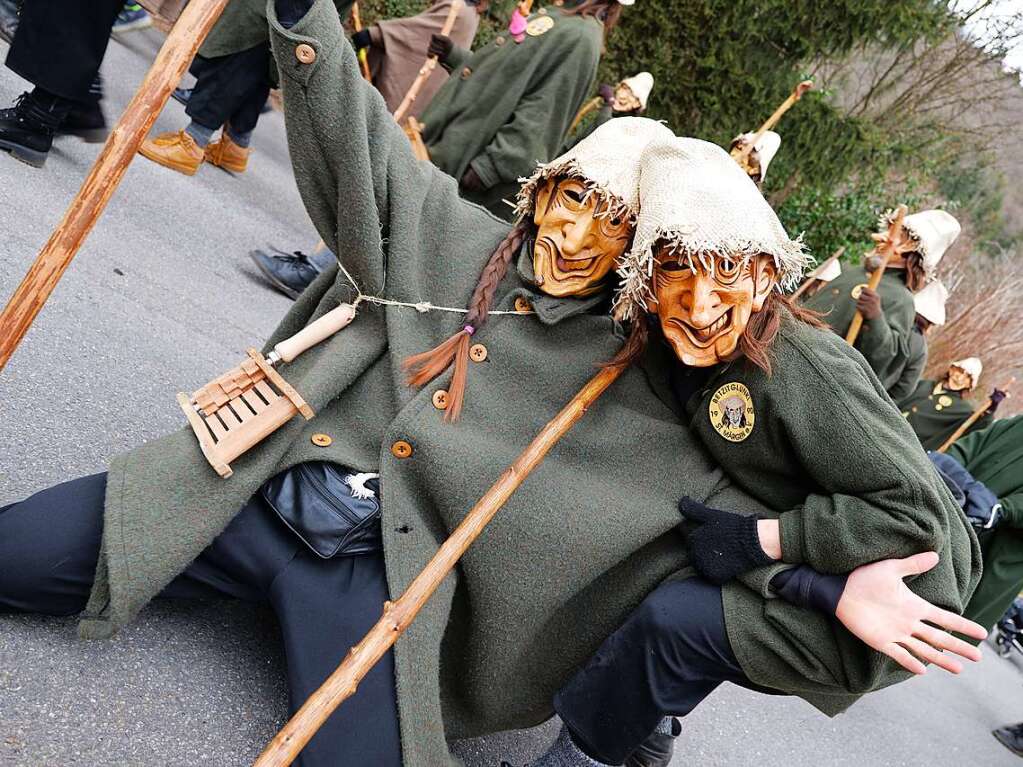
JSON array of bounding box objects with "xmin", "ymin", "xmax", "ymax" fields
[
  {"xmin": 669, "ymin": 307, "xmax": 733, "ymax": 347},
  {"xmin": 554, "ymin": 253, "xmax": 597, "ymax": 275}
]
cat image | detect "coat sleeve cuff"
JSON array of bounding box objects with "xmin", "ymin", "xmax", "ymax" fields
[
  {"xmin": 443, "ymin": 43, "xmax": 472, "ymax": 73},
  {"xmin": 778, "ymin": 510, "xmax": 806, "ymax": 564},
  {"xmin": 469, "ymin": 153, "xmax": 501, "ymax": 190}
]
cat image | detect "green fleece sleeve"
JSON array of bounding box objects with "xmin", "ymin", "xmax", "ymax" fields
[
  {"xmin": 443, "ymin": 42, "xmax": 473, "ymax": 73},
  {"xmin": 885, "ymin": 332, "xmax": 926, "ymax": 403},
  {"xmin": 857, "ymin": 310, "xmax": 913, "ymax": 391},
  {"xmin": 776, "ymin": 340, "xmax": 950, "ymax": 573},
  {"xmin": 999, "ymin": 492, "xmax": 1023, "ymax": 528},
  {"xmin": 469, "ymin": 26, "xmax": 600, "ymax": 189}
]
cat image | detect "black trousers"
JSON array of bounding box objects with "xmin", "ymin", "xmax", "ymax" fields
[
  {"xmin": 6, "ymin": 0, "xmax": 122, "ymax": 101},
  {"xmin": 555, "ymin": 578, "xmax": 759, "ymax": 765},
  {"xmin": 0, "ymin": 474, "xmax": 402, "ymax": 767},
  {"xmin": 185, "ymin": 44, "xmax": 272, "ymax": 135}
]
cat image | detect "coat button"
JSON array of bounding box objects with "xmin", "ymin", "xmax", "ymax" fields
[
  {"xmin": 469, "ymin": 343, "xmax": 488, "ymax": 363},
  {"xmin": 391, "ymin": 440, "xmax": 413, "ymax": 459},
  {"xmin": 514, "ymin": 296, "xmax": 532, "ymax": 313},
  {"xmin": 311, "ymin": 433, "xmax": 333, "ymax": 447},
  {"xmin": 461, "ymin": 66, "xmax": 472, "ymax": 79},
  {"xmin": 495, "ymin": 36, "xmax": 505, "ymax": 45},
  {"xmin": 432, "ymin": 390, "xmax": 450, "ymax": 410},
  {"xmin": 295, "ymin": 43, "xmax": 317, "ymax": 64}
]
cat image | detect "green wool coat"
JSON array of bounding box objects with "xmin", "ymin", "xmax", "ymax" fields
[
  {"xmin": 949, "ymin": 416, "xmax": 1023, "ymax": 629},
  {"xmin": 899, "ymin": 379, "xmax": 992, "ymax": 453},
  {"xmin": 199, "ymin": 0, "xmax": 354, "ymax": 58},
  {"xmin": 642, "ymin": 317, "xmax": 981, "ymax": 706},
  {"xmin": 888, "ymin": 326, "xmax": 927, "ymax": 404},
  {"xmin": 805, "ymin": 265, "xmax": 919, "ymax": 398},
  {"xmin": 421, "ymin": 6, "xmax": 603, "ymax": 219}
]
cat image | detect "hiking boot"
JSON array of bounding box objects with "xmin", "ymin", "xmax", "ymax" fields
[
  {"xmin": 248, "ymin": 248, "xmax": 325, "ymax": 299},
  {"xmin": 58, "ymin": 101, "xmax": 109, "ymax": 143},
  {"xmin": 205, "ymin": 131, "xmax": 250, "ymax": 174},
  {"xmin": 112, "ymin": 3, "xmax": 151, "ymax": 34},
  {"xmin": 0, "ymin": 91, "xmax": 71, "ymax": 168},
  {"xmin": 138, "ymin": 129, "xmax": 204, "ymax": 175},
  {"xmin": 994, "ymin": 722, "xmax": 1023, "ymax": 757},
  {"xmin": 0, "ymin": 0, "xmax": 19, "ymax": 43}
]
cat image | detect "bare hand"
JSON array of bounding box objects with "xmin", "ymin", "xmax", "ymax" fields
[
  {"xmin": 835, "ymin": 552, "xmax": 987, "ymax": 675},
  {"xmin": 856, "ymin": 287, "xmax": 882, "ymax": 320}
]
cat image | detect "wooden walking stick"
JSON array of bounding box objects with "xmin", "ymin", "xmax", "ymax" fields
[
  {"xmin": 0, "ymin": 0, "xmax": 230, "ymax": 374},
  {"xmin": 936, "ymin": 377, "xmax": 1015, "ymax": 454},
  {"xmin": 731, "ymin": 79, "xmax": 813, "ymax": 170},
  {"xmin": 791, "ymin": 247, "xmax": 845, "ymax": 299},
  {"xmin": 845, "ymin": 204, "xmax": 909, "ymax": 346},
  {"xmin": 251, "ymin": 363, "xmax": 627, "ymax": 767},
  {"xmin": 351, "ymin": 2, "xmax": 373, "ymax": 82},
  {"xmin": 568, "ymin": 96, "xmax": 604, "ymax": 135},
  {"xmin": 392, "ymin": 0, "xmax": 464, "ymax": 124}
]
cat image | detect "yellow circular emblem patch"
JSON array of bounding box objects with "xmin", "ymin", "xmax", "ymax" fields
[
  {"xmin": 709, "ymin": 382, "xmax": 755, "ymax": 442},
  {"xmin": 526, "ymin": 16, "xmax": 555, "ymax": 36},
  {"xmin": 938, "ymin": 395, "xmax": 954, "ymax": 408},
  {"xmin": 850, "ymin": 283, "xmax": 868, "ymax": 299}
]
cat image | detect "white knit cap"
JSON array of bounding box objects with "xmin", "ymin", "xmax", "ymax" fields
[
  {"xmin": 620, "ymin": 72, "xmax": 654, "ymax": 110},
  {"xmin": 913, "ymin": 279, "xmax": 950, "ymax": 326},
  {"xmin": 614, "ymin": 136, "xmax": 811, "ymax": 320},
  {"xmin": 882, "ymin": 209, "xmax": 961, "ymax": 278},
  {"xmin": 813, "ymin": 258, "xmax": 842, "ymax": 282},
  {"xmin": 730, "ymin": 130, "xmax": 781, "ymax": 182},
  {"xmin": 515, "ymin": 116, "xmax": 674, "ymax": 223},
  {"xmin": 951, "ymin": 357, "xmax": 983, "ymax": 388},
  {"xmin": 617, "ymin": 0, "xmax": 635, "ymax": 5}
]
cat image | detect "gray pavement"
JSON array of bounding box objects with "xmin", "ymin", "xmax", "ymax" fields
[{"xmin": 0, "ymin": 27, "xmax": 1021, "ymax": 767}]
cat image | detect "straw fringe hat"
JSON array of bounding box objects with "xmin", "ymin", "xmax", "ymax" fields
[
  {"xmin": 614, "ymin": 137, "xmax": 811, "ymax": 320},
  {"xmin": 913, "ymin": 279, "xmax": 950, "ymax": 326},
  {"xmin": 730, "ymin": 130, "xmax": 781, "ymax": 183},
  {"xmin": 514, "ymin": 117, "xmax": 674, "ymax": 224},
  {"xmin": 880, "ymin": 208, "xmax": 961, "ymax": 279},
  {"xmin": 620, "ymin": 71, "xmax": 654, "ymax": 110}
]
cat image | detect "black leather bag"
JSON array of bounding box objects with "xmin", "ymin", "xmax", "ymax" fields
[{"xmin": 260, "ymin": 462, "xmax": 382, "ymax": 558}]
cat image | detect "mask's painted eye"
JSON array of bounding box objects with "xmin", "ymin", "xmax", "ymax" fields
[
  {"xmin": 659, "ymin": 260, "xmax": 687, "ymax": 272},
  {"xmin": 719, "ymin": 258, "xmax": 738, "ymax": 274},
  {"xmin": 564, "ymin": 187, "xmax": 585, "ymax": 203}
]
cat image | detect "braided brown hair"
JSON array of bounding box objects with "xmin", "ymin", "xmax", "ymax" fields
[{"xmin": 403, "ymin": 222, "xmax": 530, "ymax": 421}]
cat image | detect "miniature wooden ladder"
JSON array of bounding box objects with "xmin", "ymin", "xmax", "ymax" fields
[{"xmin": 178, "ymin": 304, "xmax": 356, "ymax": 478}]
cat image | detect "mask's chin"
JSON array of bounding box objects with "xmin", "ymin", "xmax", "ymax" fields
[{"xmin": 662, "ymin": 319, "xmax": 741, "ymax": 367}]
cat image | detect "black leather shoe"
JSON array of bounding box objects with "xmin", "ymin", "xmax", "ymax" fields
[
  {"xmin": 994, "ymin": 722, "xmax": 1023, "ymax": 757},
  {"xmin": 0, "ymin": 0, "xmax": 18, "ymax": 43},
  {"xmin": 625, "ymin": 718, "xmax": 680, "ymax": 767},
  {"xmin": 248, "ymin": 247, "xmax": 324, "ymax": 299},
  {"xmin": 58, "ymin": 101, "xmax": 108, "ymax": 144},
  {"xmin": 171, "ymin": 87, "xmax": 193, "ymax": 106},
  {"xmin": 0, "ymin": 92, "xmax": 67, "ymax": 168}
]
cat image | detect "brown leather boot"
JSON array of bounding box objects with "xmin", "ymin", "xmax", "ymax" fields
[
  {"xmin": 205, "ymin": 132, "xmax": 250, "ymax": 174},
  {"xmin": 138, "ymin": 130, "xmax": 203, "ymax": 175}
]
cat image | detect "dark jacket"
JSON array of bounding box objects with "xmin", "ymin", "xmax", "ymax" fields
[{"xmin": 899, "ymin": 378, "xmax": 992, "ymax": 452}]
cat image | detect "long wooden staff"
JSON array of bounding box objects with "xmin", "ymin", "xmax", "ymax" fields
[
  {"xmin": 791, "ymin": 246, "xmax": 845, "ymax": 299},
  {"xmin": 252, "ymin": 363, "xmax": 626, "ymax": 767},
  {"xmin": 568, "ymin": 96, "xmax": 604, "ymax": 135},
  {"xmin": 392, "ymin": 0, "xmax": 464, "ymax": 124},
  {"xmin": 0, "ymin": 0, "xmax": 229, "ymax": 374},
  {"xmin": 732, "ymin": 79, "xmax": 813, "ymax": 166},
  {"xmin": 936, "ymin": 377, "xmax": 1015, "ymax": 453},
  {"xmin": 351, "ymin": 2, "xmax": 373, "ymax": 82},
  {"xmin": 845, "ymin": 204, "xmax": 908, "ymax": 346}
]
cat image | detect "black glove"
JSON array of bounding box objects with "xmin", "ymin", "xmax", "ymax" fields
[
  {"xmin": 856, "ymin": 287, "xmax": 882, "ymax": 320},
  {"xmin": 460, "ymin": 165, "xmax": 484, "ymax": 193},
  {"xmin": 429, "ymin": 33, "xmax": 454, "ymax": 62},
  {"xmin": 351, "ymin": 28, "xmax": 372, "ymax": 50},
  {"xmin": 989, "ymin": 388, "xmax": 1008, "ymax": 413},
  {"xmin": 276, "ymin": 0, "xmax": 315, "ymax": 28},
  {"xmin": 598, "ymin": 83, "xmax": 614, "ymax": 105},
  {"xmin": 679, "ymin": 497, "xmax": 775, "ymax": 584}
]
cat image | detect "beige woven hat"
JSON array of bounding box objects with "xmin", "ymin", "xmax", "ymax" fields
[
  {"xmin": 807, "ymin": 256, "xmax": 842, "ymax": 283},
  {"xmin": 515, "ymin": 116, "xmax": 674, "ymax": 223},
  {"xmin": 730, "ymin": 130, "xmax": 781, "ymax": 182},
  {"xmin": 951, "ymin": 357, "xmax": 983, "ymax": 388},
  {"xmin": 882, "ymin": 209, "xmax": 961, "ymax": 278},
  {"xmin": 620, "ymin": 71, "xmax": 654, "ymax": 110},
  {"xmin": 913, "ymin": 279, "xmax": 950, "ymax": 326},
  {"xmin": 614, "ymin": 136, "xmax": 811, "ymax": 320}
]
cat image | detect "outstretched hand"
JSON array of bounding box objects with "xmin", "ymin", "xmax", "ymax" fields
[
  {"xmin": 856, "ymin": 287, "xmax": 882, "ymax": 320},
  {"xmin": 835, "ymin": 552, "xmax": 987, "ymax": 675}
]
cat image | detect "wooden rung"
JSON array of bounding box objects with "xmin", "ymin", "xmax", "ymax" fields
[
  {"xmin": 254, "ymin": 380, "xmax": 279, "ymax": 403},
  {"xmin": 205, "ymin": 411, "xmax": 228, "ymax": 440},
  {"xmin": 242, "ymin": 389, "xmax": 268, "ymax": 414},
  {"xmin": 220, "ymin": 405, "xmax": 242, "ymax": 428},
  {"xmin": 217, "ymin": 396, "xmax": 298, "ymax": 465},
  {"xmin": 230, "ymin": 397, "xmax": 254, "ymax": 422},
  {"xmin": 247, "ymin": 349, "xmax": 314, "ymax": 419},
  {"xmin": 178, "ymin": 392, "xmax": 232, "ymax": 479}
]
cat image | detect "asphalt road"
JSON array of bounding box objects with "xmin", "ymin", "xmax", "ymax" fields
[{"xmin": 1, "ymin": 26, "xmax": 1022, "ymax": 767}]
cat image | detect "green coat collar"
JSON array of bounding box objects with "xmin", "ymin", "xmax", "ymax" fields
[{"xmin": 512, "ymin": 244, "xmax": 608, "ymax": 325}]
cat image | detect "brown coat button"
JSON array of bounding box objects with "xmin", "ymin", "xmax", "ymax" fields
[
  {"xmin": 461, "ymin": 66, "xmax": 472, "ymax": 79},
  {"xmin": 432, "ymin": 390, "xmax": 450, "ymax": 410},
  {"xmin": 311, "ymin": 433, "xmax": 333, "ymax": 447},
  {"xmin": 391, "ymin": 440, "xmax": 413, "ymax": 459},
  {"xmin": 469, "ymin": 343, "xmax": 488, "ymax": 363},
  {"xmin": 295, "ymin": 43, "xmax": 317, "ymax": 64},
  {"xmin": 514, "ymin": 296, "xmax": 532, "ymax": 313},
  {"xmin": 495, "ymin": 36, "xmax": 505, "ymax": 45}
]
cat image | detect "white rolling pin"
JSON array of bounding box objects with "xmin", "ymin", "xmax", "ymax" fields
[{"xmin": 267, "ymin": 303, "xmax": 357, "ymax": 366}]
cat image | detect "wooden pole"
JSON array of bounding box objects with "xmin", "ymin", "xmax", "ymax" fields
[
  {"xmin": 936, "ymin": 377, "xmax": 1015, "ymax": 453},
  {"xmin": 351, "ymin": 2, "xmax": 373, "ymax": 82},
  {"xmin": 845, "ymin": 204, "xmax": 908, "ymax": 346},
  {"xmin": 732, "ymin": 80, "xmax": 813, "ymax": 166},
  {"xmin": 392, "ymin": 0, "xmax": 464, "ymax": 124},
  {"xmin": 0, "ymin": 0, "xmax": 230, "ymax": 374},
  {"xmin": 568, "ymin": 96, "xmax": 604, "ymax": 136},
  {"xmin": 791, "ymin": 246, "xmax": 844, "ymax": 299},
  {"xmin": 251, "ymin": 363, "xmax": 627, "ymax": 767}
]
